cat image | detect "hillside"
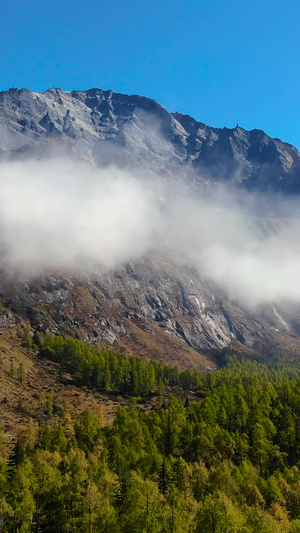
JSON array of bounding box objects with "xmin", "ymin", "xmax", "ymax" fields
[
  {"xmin": 0, "ymin": 315, "xmax": 206, "ymax": 446},
  {"xmin": 2, "ymin": 334, "xmax": 300, "ymax": 531}
]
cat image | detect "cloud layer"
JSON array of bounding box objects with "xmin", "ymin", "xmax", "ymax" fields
[
  {"xmin": 0, "ymin": 158, "xmax": 300, "ymax": 307},
  {"xmin": 0, "ymin": 160, "xmax": 160, "ymax": 273}
]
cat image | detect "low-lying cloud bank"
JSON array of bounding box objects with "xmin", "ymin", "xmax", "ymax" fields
[
  {"xmin": 0, "ymin": 160, "xmax": 159, "ymax": 272},
  {"xmin": 0, "ymin": 158, "xmax": 300, "ymax": 307}
]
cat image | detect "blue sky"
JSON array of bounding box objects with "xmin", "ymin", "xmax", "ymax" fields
[{"xmin": 1, "ymin": 0, "xmax": 300, "ymax": 146}]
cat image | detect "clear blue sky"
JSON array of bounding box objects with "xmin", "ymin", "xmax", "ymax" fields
[{"xmin": 1, "ymin": 0, "xmax": 300, "ymax": 147}]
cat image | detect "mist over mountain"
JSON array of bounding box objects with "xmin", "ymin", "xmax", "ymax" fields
[{"xmin": 1, "ymin": 87, "xmax": 300, "ymax": 366}]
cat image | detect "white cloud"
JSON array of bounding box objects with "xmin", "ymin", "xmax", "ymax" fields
[{"xmin": 0, "ymin": 158, "xmax": 300, "ymax": 308}]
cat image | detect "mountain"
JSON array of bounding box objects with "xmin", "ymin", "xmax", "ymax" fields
[
  {"xmin": 1, "ymin": 87, "xmax": 300, "ymax": 195},
  {"xmin": 0, "ymin": 87, "xmax": 300, "ymax": 368}
]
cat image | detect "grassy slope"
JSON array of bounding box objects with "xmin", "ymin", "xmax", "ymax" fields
[
  {"xmin": 0, "ymin": 319, "xmax": 202, "ymax": 453},
  {"xmin": 0, "ymin": 331, "xmax": 134, "ymax": 447}
]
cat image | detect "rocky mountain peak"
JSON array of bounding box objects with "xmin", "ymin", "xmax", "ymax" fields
[{"xmin": 0, "ymin": 87, "xmax": 299, "ymax": 194}]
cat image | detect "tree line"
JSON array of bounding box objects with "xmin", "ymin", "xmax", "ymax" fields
[{"xmin": 38, "ymin": 334, "xmax": 201, "ymax": 396}]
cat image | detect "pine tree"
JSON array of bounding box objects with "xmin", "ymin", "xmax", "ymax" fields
[{"xmin": 17, "ymin": 363, "xmax": 26, "ymax": 386}]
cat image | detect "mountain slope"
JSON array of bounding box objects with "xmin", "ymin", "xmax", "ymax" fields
[
  {"xmin": 0, "ymin": 87, "xmax": 300, "ymax": 365},
  {"xmin": 1, "ymin": 252, "xmax": 300, "ymax": 369}
]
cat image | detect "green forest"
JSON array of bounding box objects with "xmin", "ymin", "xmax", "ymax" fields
[
  {"xmin": 38, "ymin": 334, "xmax": 201, "ymax": 396},
  {"xmin": 3, "ymin": 337, "xmax": 300, "ymax": 531}
]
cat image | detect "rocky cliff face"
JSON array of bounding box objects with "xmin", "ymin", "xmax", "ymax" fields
[
  {"xmin": 1, "ymin": 251, "xmax": 300, "ymax": 370},
  {"xmin": 1, "ymin": 87, "xmax": 300, "ymax": 194},
  {"xmin": 0, "ymin": 87, "xmax": 300, "ymax": 368}
]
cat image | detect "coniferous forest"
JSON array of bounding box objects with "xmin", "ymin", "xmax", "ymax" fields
[{"xmin": 3, "ymin": 337, "xmax": 300, "ymax": 530}]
